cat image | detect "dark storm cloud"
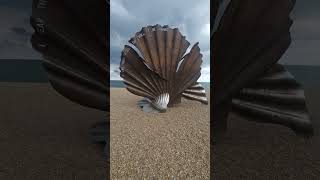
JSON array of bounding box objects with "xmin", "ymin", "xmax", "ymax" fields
[{"xmin": 110, "ymin": 0, "xmax": 210, "ymax": 81}]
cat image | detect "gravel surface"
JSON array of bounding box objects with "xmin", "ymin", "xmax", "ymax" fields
[{"xmin": 110, "ymin": 88, "xmax": 210, "ymax": 179}]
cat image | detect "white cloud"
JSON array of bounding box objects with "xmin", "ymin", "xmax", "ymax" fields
[
  {"xmin": 110, "ymin": 63, "xmax": 122, "ymax": 80},
  {"xmin": 110, "ymin": 31, "xmax": 127, "ymax": 49},
  {"xmin": 175, "ymin": 23, "xmax": 188, "ymax": 38},
  {"xmin": 110, "ymin": 0, "xmax": 130, "ymax": 18},
  {"xmin": 200, "ymin": 23, "xmax": 210, "ymax": 38},
  {"xmin": 198, "ymin": 65, "xmax": 210, "ymax": 82}
]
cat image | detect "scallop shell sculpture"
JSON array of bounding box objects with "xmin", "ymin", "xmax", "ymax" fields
[
  {"xmin": 120, "ymin": 25, "xmax": 208, "ymax": 112},
  {"xmin": 30, "ymin": 0, "xmax": 109, "ymax": 145},
  {"xmin": 212, "ymin": 0, "xmax": 313, "ymax": 140}
]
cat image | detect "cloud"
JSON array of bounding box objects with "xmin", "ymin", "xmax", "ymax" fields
[
  {"xmin": 201, "ymin": 23, "xmax": 210, "ymax": 37},
  {"xmin": 110, "ymin": 0, "xmax": 132, "ymax": 19},
  {"xmin": 279, "ymin": 0, "xmax": 320, "ymax": 65},
  {"xmin": 0, "ymin": 6, "xmax": 41, "ymax": 59},
  {"xmin": 110, "ymin": 63, "xmax": 122, "ymax": 80},
  {"xmin": 198, "ymin": 65, "xmax": 210, "ymax": 82},
  {"xmin": 110, "ymin": 0, "xmax": 210, "ymax": 81},
  {"xmin": 110, "ymin": 31, "xmax": 127, "ymax": 49}
]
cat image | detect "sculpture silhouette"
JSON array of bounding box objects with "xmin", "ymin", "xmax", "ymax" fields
[
  {"xmin": 212, "ymin": 0, "xmax": 313, "ymax": 143},
  {"xmin": 30, "ymin": 0, "xmax": 108, "ymax": 152}
]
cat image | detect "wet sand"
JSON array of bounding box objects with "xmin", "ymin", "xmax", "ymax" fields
[{"xmin": 110, "ymin": 88, "xmax": 210, "ymax": 179}]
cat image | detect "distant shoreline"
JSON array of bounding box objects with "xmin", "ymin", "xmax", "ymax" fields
[
  {"xmin": 0, "ymin": 59, "xmax": 319, "ymax": 88},
  {"xmin": 110, "ymin": 80, "xmax": 211, "ymax": 89}
]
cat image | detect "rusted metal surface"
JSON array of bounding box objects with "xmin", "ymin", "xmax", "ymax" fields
[
  {"xmin": 212, "ymin": 0, "xmax": 313, "ymax": 138},
  {"xmin": 120, "ymin": 25, "xmax": 208, "ymax": 112}
]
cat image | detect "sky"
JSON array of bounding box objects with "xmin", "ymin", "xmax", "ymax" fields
[
  {"xmin": 213, "ymin": 0, "xmax": 320, "ymax": 66},
  {"xmin": 279, "ymin": 0, "xmax": 320, "ymax": 65},
  {"xmin": 110, "ymin": 0, "xmax": 210, "ymax": 81},
  {"xmin": 0, "ymin": 0, "xmax": 41, "ymax": 60},
  {"xmin": 0, "ymin": 0, "xmax": 319, "ymax": 82}
]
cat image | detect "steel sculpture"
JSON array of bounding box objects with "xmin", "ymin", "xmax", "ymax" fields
[{"xmin": 120, "ymin": 25, "xmax": 208, "ymax": 112}]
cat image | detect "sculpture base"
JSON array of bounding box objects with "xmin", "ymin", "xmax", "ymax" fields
[
  {"xmin": 168, "ymin": 96, "xmax": 182, "ymax": 107},
  {"xmin": 137, "ymin": 98, "xmax": 161, "ymax": 113}
]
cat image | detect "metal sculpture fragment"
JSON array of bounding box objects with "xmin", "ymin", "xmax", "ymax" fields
[
  {"xmin": 212, "ymin": 0, "xmax": 313, "ymax": 142},
  {"xmin": 120, "ymin": 25, "xmax": 208, "ymax": 112},
  {"xmin": 30, "ymin": 0, "xmax": 108, "ymax": 149}
]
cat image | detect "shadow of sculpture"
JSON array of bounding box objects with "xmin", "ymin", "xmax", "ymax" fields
[
  {"xmin": 30, "ymin": 0, "xmax": 109, "ymax": 156},
  {"xmin": 212, "ymin": 0, "xmax": 313, "ymax": 144}
]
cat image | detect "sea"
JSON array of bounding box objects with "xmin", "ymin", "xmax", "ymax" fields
[
  {"xmin": 0, "ymin": 59, "xmax": 319, "ymax": 88},
  {"xmin": 110, "ymin": 80, "xmax": 211, "ymax": 89}
]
